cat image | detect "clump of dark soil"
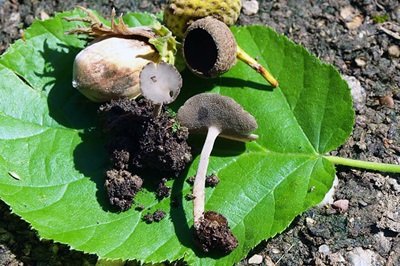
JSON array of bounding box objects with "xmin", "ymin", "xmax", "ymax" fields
[
  {"xmin": 105, "ymin": 169, "xmax": 143, "ymax": 211},
  {"xmin": 187, "ymin": 173, "xmax": 220, "ymax": 187},
  {"xmin": 194, "ymin": 211, "xmax": 238, "ymax": 254},
  {"xmin": 99, "ymin": 98, "xmax": 192, "ymax": 176},
  {"xmin": 99, "ymin": 98, "xmax": 192, "ymax": 210},
  {"xmin": 143, "ymin": 210, "xmax": 166, "ymax": 224},
  {"xmin": 156, "ymin": 178, "xmax": 171, "ymax": 200}
]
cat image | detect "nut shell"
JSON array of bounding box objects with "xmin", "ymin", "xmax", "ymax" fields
[
  {"xmin": 183, "ymin": 17, "xmax": 237, "ymax": 78},
  {"xmin": 164, "ymin": 0, "xmax": 242, "ymax": 39},
  {"xmin": 73, "ymin": 37, "xmax": 159, "ymax": 102}
]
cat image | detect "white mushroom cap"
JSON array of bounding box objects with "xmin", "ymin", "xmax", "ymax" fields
[
  {"xmin": 139, "ymin": 62, "xmax": 182, "ymax": 105},
  {"xmin": 177, "ymin": 93, "xmax": 258, "ymax": 141}
]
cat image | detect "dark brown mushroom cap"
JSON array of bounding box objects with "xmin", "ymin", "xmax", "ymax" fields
[
  {"xmin": 177, "ymin": 93, "xmax": 258, "ymax": 139},
  {"xmin": 183, "ymin": 17, "xmax": 237, "ymax": 78},
  {"xmin": 139, "ymin": 62, "xmax": 182, "ymax": 105}
]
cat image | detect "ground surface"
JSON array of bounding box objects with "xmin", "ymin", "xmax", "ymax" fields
[{"xmin": 0, "ymin": 0, "xmax": 399, "ymax": 265}]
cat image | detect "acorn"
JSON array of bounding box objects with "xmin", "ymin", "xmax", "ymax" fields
[
  {"xmin": 73, "ymin": 37, "xmax": 159, "ymax": 102},
  {"xmin": 164, "ymin": 0, "xmax": 242, "ymax": 39},
  {"xmin": 67, "ymin": 7, "xmax": 177, "ymax": 102},
  {"xmin": 183, "ymin": 17, "xmax": 279, "ymax": 87}
]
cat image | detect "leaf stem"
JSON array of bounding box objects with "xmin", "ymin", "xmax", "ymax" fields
[
  {"xmin": 236, "ymin": 46, "xmax": 279, "ymax": 88},
  {"xmin": 324, "ymin": 156, "xmax": 400, "ymax": 173}
]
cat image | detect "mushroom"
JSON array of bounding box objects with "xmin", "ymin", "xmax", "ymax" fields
[
  {"xmin": 139, "ymin": 61, "xmax": 182, "ymax": 116},
  {"xmin": 183, "ymin": 16, "xmax": 279, "ymax": 88},
  {"xmin": 177, "ymin": 93, "xmax": 258, "ymax": 253}
]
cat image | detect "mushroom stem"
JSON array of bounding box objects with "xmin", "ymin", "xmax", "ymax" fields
[
  {"xmin": 236, "ymin": 46, "xmax": 279, "ymax": 88},
  {"xmin": 193, "ymin": 125, "xmax": 221, "ymax": 229}
]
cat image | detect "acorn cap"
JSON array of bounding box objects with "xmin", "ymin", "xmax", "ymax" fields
[
  {"xmin": 177, "ymin": 93, "xmax": 258, "ymax": 141},
  {"xmin": 139, "ymin": 62, "xmax": 182, "ymax": 105},
  {"xmin": 183, "ymin": 17, "xmax": 237, "ymax": 78}
]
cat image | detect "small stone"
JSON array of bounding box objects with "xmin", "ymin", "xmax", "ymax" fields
[
  {"xmin": 271, "ymin": 248, "xmax": 280, "ymax": 254},
  {"xmin": 340, "ymin": 6, "xmax": 354, "ymax": 20},
  {"xmin": 340, "ymin": 6, "xmax": 363, "ymax": 30},
  {"xmin": 306, "ymin": 217, "xmax": 316, "ymax": 227},
  {"xmin": 343, "ymin": 75, "xmax": 367, "ymax": 112},
  {"xmin": 347, "ymin": 247, "xmax": 383, "ymax": 266},
  {"xmin": 388, "ymin": 45, "xmax": 400, "ymax": 58},
  {"xmin": 319, "ymin": 244, "xmax": 331, "ymax": 255},
  {"xmin": 354, "ymin": 57, "xmax": 367, "ymax": 67},
  {"xmin": 264, "ymin": 255, "xmax": 275, "ymax": 266},
  {"xmin": 346, "ymin": 15, "xmax": 363, "ymax": 30},
  {"xmin": 379, "ymin": 95, "xmax": 395, "ymax": 108},
  {"xmin": 387, "ymin": 178, "xmax": 400, "ymax": 192},
  {"xmin": 242, "ymin": 0, "xmax": 259, "ymax": 16},
  {"xmin": 248, "ymin": 254, "xmax": 263, "ymax": 264},
  {"xmin": 374, "ymin": 232, "xmax": 392, "ymax": 254},
  {"xmin": 332, "ymin": 199, "xmax": 349, "ymax": 212}
]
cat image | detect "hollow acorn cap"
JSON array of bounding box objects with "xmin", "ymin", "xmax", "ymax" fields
[
  {"xmin": 177, "ymin": 93, "xmax": 258, "ymax": 140},
  {"xmin": 139, "ymin": 62, "xmax": 183, "ymax": 105},
  {"xmin": 183, "ymin": 17, "xmax": 237, "ymax": 78}
]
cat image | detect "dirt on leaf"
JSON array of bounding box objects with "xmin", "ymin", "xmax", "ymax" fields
[{"xmin": 194, "ymin": 211, "xmax": 238, "ymax": 254}]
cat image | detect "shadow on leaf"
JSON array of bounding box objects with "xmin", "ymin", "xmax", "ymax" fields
[{"xmin": 38, "ymin": 39, "xmax": 99, "ymax": 130}]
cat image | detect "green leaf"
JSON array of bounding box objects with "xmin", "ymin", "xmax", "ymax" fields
[{"xmin": 0, "ymin": 10, "xmax": 354, "ymax": 265}]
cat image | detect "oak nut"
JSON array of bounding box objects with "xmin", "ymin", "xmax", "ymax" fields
[
  {"xmin": 183, "ymin": 17, "xmax": 237, "ymax": 78},
  {"xmin": 73, "ymin": 37, "xmax": 159, "ymax": 102}
]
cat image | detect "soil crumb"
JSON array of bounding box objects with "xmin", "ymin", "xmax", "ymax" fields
[
  {"xmin": 156, "ymin": 178, "xmax": 171, "ymax": 200},
  {"xmin": 205, "ymin": 174, "xmax": 220, "ymax": 187},
  {"xmin": 143, "ymin": 210, "xmax": 166, "ymax": 224},
  {"xmin": 185, "ymin": 194, "xmax": 195, "ymax": 201},
  {"xmin": 187, "ymin": 174, "xmax": 220, "ymax": 187},
  {"xmin": 195, "ymin": 211, "xmax": 238, "ymax": 254},
  {"xmin": 105, "ymin": 169, "xmax": 143, "ymax": 211},
  {"xmin": 99, "ymin": 98, "xmax": 192, "ymax": 176}
]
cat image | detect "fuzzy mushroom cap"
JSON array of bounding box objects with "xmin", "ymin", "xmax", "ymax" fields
[
  {"xmin": 139, "ymin": 62, "xmax": 183, "ymax": 105},
  {"xmin": 177, "ymin": 93, "xmax": 258, "ymax": 138},
  {"xmin": 183, "ymin": 17, "xmax": 237, "ymax": 78}
]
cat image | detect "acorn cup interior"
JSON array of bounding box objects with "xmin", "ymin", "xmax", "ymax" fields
[
  {"xmin": 183, "ymin": 28, "xmax": 218, "ymax": 75},
  {"xmin": 183, "ymin": 17, "xmax": 237, "ymax": 78}
]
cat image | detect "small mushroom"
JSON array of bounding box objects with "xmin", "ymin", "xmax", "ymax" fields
[
  {"xmin": 177, "ymin": 93, "xmax": 258, "ymax": 253},
  {"xmin": 183, "ymin": 17, "xmax": 279, "ymax": 88},
  {"xmin": 139, "ymin": 62, "xmax": 182, "ymax": 116}
]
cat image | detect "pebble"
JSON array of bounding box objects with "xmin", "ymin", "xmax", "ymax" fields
[
  {"xmin": 354, "ymin": 57, "xmax": 367, "ymax": 67},
  {"xmin": 318, "ymin": 244, "xmax": 331, "ymax": 255},
  {"xmin": 340, "ymin": 6, "xmax": 363, "ymax": 30},
  {"xmin": 379, "ymin": 95, "xmax": 395, "ymax": 108},
  {"xmin": 306, "ymin": 217, "xmax": 316, "ymax": 226},
  {"xmin": 388, "ymin": 45, "xmax": 400, "ymax": 58},
  {"xmin": 347, "ymin": 247, "xmax": 380, "ymax": 266},
  {"xmin": 332, "ymin": 199, "xmax": 349, "ymax": 212},
  {"xmin": 374, "ymin": 232, "xmax": 392, "ymax": 254},
  {"xmin": 248, "ymin": 254, "xmax": 263, "ymax": 264},
  {"xmin": 242, "ymin": 0, "xmax": 259, "ymax": 16},
  {"xmin": 343, "ymin": 75, "xmax": 367, "ymax": 112},
  {"xmin": 264, "ymin": 255, "xmax": 275, "ymax": 266},
  {"xmin": 387, "ymin": 178, "xmax": 400, "ymax": 192},
  {"xmin": 271, "ymin": 248, "xmax": 280, "ymax": 254}
]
